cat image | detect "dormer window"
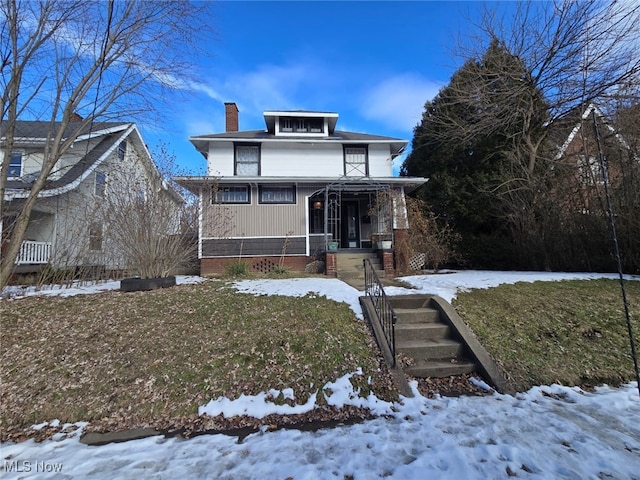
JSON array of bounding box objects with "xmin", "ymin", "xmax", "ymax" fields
[
  {"xmin": 278, "ymin": 117, "xmax": 324, "ymax": 134},
  {"xmin": 308, "ymin": 118, "xmax": 323, "ymax": 133},
  {"xmin": 281, "ymin": 118, "xmax": 293, "ymax": 132}
]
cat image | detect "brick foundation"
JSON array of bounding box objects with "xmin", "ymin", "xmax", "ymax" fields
[
  {"xmin": 392, "ymin": 229, "xmax": 409, "ymax": 274},
  {"xmin": 382, "ymin": 251, "xmax": 394, "ymax": 277},
  {"xmin": 201, "ymin": 256, "xmax": 312, "ymax": 276},
  {"xmin": 325, "ymin": 252, "xmax": 337, "ymax": 277}
]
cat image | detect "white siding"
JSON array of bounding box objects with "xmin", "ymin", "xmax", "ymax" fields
[
  {"xmin": 261, "ymin": 143, "xmax": 344, "ymax": 176},
  {"xmin": 207, "ymin": 142, "xmax": 234, "ymax": 176},
  {"xmin": 204, "ymin": 141, "xmax": 396, "ymax": 178},
  {"xmin": 368, "ymin": 143, "xmax": 394, "ymax": 177}
]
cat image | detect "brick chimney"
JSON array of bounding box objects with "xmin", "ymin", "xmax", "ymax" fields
[{"xmin": 224, "ymin": 102, "xmax": 239, "ymax": 132}]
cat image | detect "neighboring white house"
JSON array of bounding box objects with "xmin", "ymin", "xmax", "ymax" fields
[
  {"xmin": 175, "ymin": 103, "xmax": 427, "ymax": 276},
  {"xmin": 1, "ymin": 120, "xmax": 183, "ymax": 276}
]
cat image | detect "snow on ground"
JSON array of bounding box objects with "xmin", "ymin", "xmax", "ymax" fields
[
  {"xmin": 0, "ymin": 275, "xmax": 205, "ymax": 299},
  {"xmin": 2, "ymin": 271, "xmax": 640, "ymax": 479}
]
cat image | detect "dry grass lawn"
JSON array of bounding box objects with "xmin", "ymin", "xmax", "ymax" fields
[
  {"xmin": 454, "ymin": 279, "xmax": 640, "ymax": 392},
  {"xmin": 0, "ymin": 280, "xmax": 396, "ymax": 440},
  {"xmin": 3, "ymin": 276, "xmax": 639, "ymax": 442}
]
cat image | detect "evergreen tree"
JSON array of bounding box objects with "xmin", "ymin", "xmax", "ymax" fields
[{"xmin": 402, "ymin": 39, "xmax": 549, "ymax": 268}]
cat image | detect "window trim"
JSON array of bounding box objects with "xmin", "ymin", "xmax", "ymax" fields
[
  {"xmin": 117, "ymin": 140, "xmax": 127, "ymax": 160},
  {"xmin": 8, "ymin": 151, "xmax": 23, "ymax": 178},
  {"xmin": 258, "ymin": 185, "xmax": 297, "ymax": 204},
  {"xmin": 211, "ymin": 185, "xmax": 251, "ymax": 204},
  {"xmin": 343, "ymin": 145, "xmax": 369, "ymax": 177},
  {"xmin": 89, "ymin": 222, "xmax": 103, "ymax": 251},
  {"xmin": 94, "ymin": 170, "xmax": 107, "ymax": 197},
  {"xmin": 234, "ymin": 143, "xmax": 261, "ymax": 176}
]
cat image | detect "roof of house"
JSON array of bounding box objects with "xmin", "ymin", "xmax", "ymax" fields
[
  {"xmin": 3, "ymin": 121, "xmax": 132, "ymax": 195},
  {"xmin": 6, "ymin": 133, "xmax": 119, "ymax": 191},
  {"xmin": 551, "ymin": 104, "xmax": 631, "ymax": 160},
  {"xmin": 190, "ymin": 129, "xmax": 408, "ymax": 158},
  {"xmin": 4, "ymin": 121, "xmax": 183, "ymax": 204},
  {"xmin": 1, "ymin": 120, "xmax": 127, "ymax": 142}
]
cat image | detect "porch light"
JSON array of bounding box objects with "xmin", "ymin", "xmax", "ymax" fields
[{"xmin": 313, "ymin": 201, "xmax": 323, "ymax": 210}]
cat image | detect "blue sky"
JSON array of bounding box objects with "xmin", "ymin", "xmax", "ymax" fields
[{"xmin": 142, "ymin": 1, "xmax": 502, "ymax": 175}]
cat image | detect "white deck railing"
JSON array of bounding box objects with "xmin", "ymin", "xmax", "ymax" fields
[{"xmin": 16, "ymin": 240, "xmax": 51, "ymax": 265}]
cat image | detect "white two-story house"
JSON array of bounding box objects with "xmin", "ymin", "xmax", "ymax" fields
[
  {"xmin": 1, "ymin": 120, "xmax": 183, "ymax": 277},
  {"xmin": 175, "ymin": 103, "xmax": 427, "ymax": 276}
]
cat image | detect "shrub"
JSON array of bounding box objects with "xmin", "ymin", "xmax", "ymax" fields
[{"xmin": 225, "ymin": 261, "xmax": 250, "ymax": 277}]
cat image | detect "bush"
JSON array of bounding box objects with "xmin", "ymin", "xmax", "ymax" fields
[
  {"xmin": 225, "ymin": 261, "xmax": 250, "ymax": 277},
  {"xmin": 269, "ymin": 265, "xmax": 290, "ymax": 276}
]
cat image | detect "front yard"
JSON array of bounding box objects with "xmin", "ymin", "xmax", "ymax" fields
[{"xmin": 0, "ymin": 280, "xmax": 396, "ymax": 441}]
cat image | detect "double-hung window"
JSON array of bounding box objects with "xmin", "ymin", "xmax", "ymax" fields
[
  {"xmin": 213, "ymin": 185, "xmax": 250, "ymax": 204},
  {"xmin": 8, "ymin": 152, "xmax": 22, "ymax": 177},
  {"xmin": 117, "ymin": 141, "xmax": 127, "ymax": 160},
  {"xmin": 344, "ymin": 146, "xmax": 368, "ymax": 177},
  {"xmin": 235, "ymin": 145, "xmax": 260, "ymax": 176},
  {"xmin": 259, "ymin": 185, "xmax": 296, "ymax": 204},
  {"xmin": 95, "ymin": 171, "xmax": 107, "ymax": 197}
]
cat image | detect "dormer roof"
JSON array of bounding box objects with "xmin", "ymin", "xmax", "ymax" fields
[{"xmin": 263, "ymin": 110, "xmax": 339, "ymax": 135}]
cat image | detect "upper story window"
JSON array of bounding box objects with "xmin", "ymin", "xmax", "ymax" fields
[
  {"xmin": 117, "ymin": 140, "xmax": 127, "ymax": 160},
  {"xmin": 8, "ymin": 152, "xmax": 22, "ymax": 177},
  {"xmin": 259, "ymin": 185, "xmax": 296, "ymax": 204},
  {"xmin": 279, "ymin": 117, "xmax": 324, "ymax": 134},
  {"xmin": 578, "ymin": 155, "xmax": 604, "ymax": 185},
  {"xmin": 212, "ymin": 185, "xmax": 251, "ymax": 204},
  {"xmin": 235, "ymin": 144, "xmax": 260, "ymax": 176},
  {"xmin": 95, "ymin": 171, "xmax": 107, "ymax": 197},
  {"xmin": 344, "ymin": 146, "xmax": 368, "ymax": 177},
  {"xmin": 280, "ymin": 118, "xmax": 293, "ymax": 132}
]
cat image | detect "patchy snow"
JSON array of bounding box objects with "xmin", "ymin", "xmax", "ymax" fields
[
  {"xmin": 2, "ymin": 270, "xmax": 640, "ymax": 479},
  {"xmin": 0, "ymin": 275, "xmax": 206, "ymax": 299}
]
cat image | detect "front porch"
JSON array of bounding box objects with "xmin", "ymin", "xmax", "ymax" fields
[
  {"xmin": 310, "ymin": 181, "xmax": 398, "ymax": 252},
  {"xmin": 15, "ymin": 240, "xmax": 52, "ymax": 265}
]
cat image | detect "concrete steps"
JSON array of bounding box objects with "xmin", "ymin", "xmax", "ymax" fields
[
  {"xmin": 389, "ymin": 295, "xmax": 478, "ymax": 379},
  {"xmin": 335, "ymin": 251, "xmax": 384, "ymax": 289},
  {"xmin": 360, "ymin": 293, "xmax": 512, "ymax": 393},
  {"xmin": 405, "ymin": 359, "xmax": 477, "ymax": 378}
]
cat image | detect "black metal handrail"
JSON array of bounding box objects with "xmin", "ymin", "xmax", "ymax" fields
[{"xmin": 363, "ymin": 258, "xmax": 397, "ymax": 367}]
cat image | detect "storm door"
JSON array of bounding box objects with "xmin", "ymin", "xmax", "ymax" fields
[{"xmin": 341, "ymin": 201, "xmax": 360, "ymax": 248}]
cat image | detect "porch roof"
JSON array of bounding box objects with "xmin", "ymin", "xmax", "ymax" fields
[{"xmin": 173, "ymin": 175, "xmax": 428, "ymax": 194}]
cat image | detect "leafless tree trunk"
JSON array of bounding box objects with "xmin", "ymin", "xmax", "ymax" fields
[{"xmin": 1, "ymin": 0, "xmax": 214, "ymax": 288}]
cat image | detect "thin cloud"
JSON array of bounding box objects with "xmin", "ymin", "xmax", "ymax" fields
[{"xmin": 361, "ymin": 75, "xmax": 442, "ymax": 132}]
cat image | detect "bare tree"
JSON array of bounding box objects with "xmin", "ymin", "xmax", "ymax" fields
[
  {"xmin": 103, "ymin": 171, "xmax": 188, "ymax": 279},
  {"xmin": 1, "ymin": 0, "xmax": 213, "ymax": 288},
  {"xmin": 406, "ymin": 0, "xmax": 640, "ymax": 269}
]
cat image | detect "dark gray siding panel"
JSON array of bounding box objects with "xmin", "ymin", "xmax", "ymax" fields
[{"xmin": 202, "ymin": 237, "xmax": 306, "ymax": 257}]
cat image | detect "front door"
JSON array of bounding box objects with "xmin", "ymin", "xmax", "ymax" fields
[{"xmin": 342, "ymin": 201, "xmax": 360, "ymax": 248}]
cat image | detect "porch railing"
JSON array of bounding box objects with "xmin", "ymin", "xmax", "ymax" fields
[
  {"xmin": 15, "ymin": 241, "xmax": 51, "ymax": 265},
  {"xmin": 363, "ymin": 258, "xmax": 397, "ymax": 367}
]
